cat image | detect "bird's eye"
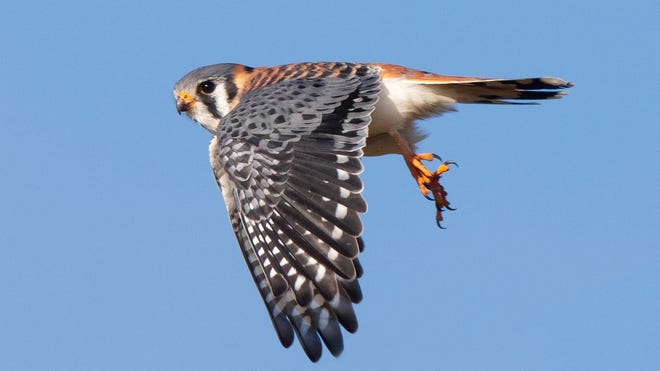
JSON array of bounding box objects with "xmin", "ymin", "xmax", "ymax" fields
[{"xmin": 198, "ymin": 81, "xmax": 216, "ymax": 94}]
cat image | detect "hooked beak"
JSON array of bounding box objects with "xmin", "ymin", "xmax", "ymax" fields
[{"xmin": 176, "ymin": 92, "xmax": 195, "ymax": 114}]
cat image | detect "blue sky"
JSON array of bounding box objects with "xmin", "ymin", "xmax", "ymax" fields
[{"xmin": 1, "ymin": 1, "xmax": 658, "ymax": 370}]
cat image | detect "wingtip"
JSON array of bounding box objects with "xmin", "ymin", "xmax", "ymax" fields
[{"xmin": 540, "ymin": 77, "xmax": 574, "ymax": 89}]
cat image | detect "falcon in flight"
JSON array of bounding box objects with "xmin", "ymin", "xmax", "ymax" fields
[{"xmin": 173, "ymin": 62, "xmax": 572, "ymax": 361}]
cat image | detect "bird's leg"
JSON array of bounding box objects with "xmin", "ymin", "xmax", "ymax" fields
[{"xmin": 389, "ymin": 130, "xmax": 456, "ymax": 227}]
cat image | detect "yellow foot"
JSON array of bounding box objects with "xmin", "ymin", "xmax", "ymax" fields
[{"xmin": 405, "ymin": 153, "xmax": 457, "ymax": 228}]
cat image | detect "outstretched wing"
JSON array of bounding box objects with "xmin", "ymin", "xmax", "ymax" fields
[{"xmin": 209, "ymin": 64, "xmax": 381, "ymax": 361}]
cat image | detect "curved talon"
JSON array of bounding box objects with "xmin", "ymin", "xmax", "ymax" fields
[
  {"xmin": 395, "ymin": 144, "xmax": 457, "ymax": 229},
  {"xmin": 446, "ymin": 205, "xmax": 456, "ymax": 211}
]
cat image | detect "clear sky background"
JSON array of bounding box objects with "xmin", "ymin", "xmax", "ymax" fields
[{"xmin": 1, "ymin": 1, "xmax": 658, "ymax": 370}]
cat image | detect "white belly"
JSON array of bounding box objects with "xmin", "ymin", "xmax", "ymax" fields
[{"xmin": 365, "ymin": 78, "xmax": 456, "ymax": 156}]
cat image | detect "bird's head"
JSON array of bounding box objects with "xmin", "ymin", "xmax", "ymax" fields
[{"xmin": 173, "ymin": 63, "xmax": 239, "ymax": 133}]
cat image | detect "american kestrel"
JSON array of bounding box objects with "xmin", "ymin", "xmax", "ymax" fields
[{"xmin": 173, "ymin": 62, "xmax": 572, "ymax": 361}]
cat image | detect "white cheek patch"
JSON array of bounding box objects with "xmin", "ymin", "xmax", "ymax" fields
[
  {"xmin": 210, "ymin": 85, "xmax": 232, "ymax": 117},
  {"xmin": 193, "ymin": 107, "xmax": 221, "ymax": 133},
  {"xmin": 190, "ymin": 81, "xmax": 232, "ymax": 134}
]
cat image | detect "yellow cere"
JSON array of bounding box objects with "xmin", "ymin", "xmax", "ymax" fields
[{"xmin": 177, "ymin": 92, "xmax": 194, "ymax": 103}]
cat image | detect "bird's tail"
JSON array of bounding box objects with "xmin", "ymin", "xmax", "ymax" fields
[
  {"xmin": 417, "ymin": 76, "xmax": 573, "ymax": 105},
  {"xmin": 375, "ymin": 62, "xmax": 573, "ymax": 106},
  {"xmin": 365, "ymin": 63, "xmax": 573, "ymax": 156}
]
